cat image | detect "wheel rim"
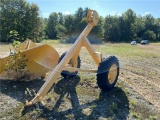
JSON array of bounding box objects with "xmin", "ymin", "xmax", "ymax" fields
[{"xmin": 108, "ymin": 64, "xmax": 118, "ymax": 84}]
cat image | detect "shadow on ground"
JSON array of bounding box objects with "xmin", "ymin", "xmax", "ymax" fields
[
  {"xmin": 0, "ymin": 76, "xmax": 129, "ymax": 120},
  {"xmin": 0, "ymin": 79, "xmax": 45, "ymax": 102},
  {"xmin": 40, "ymin": 76, "xmax": 129, "ymax": 120}
]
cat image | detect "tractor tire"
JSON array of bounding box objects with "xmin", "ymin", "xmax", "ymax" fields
[
  {"xmin": 59, "ymin": 52, "xmax": 81, "ymax": 78},
  {"xmin": 96, "ymin": 56, "xmax": 119, "ymax": 91}
]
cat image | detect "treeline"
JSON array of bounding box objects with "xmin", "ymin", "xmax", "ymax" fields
[
  {"xmin": 104, "ymin": 10, "xmax": 160, "ymax": 42},
  {"xmin": 0, "ymin": 0, "xmax": 160, "ymax": 43}
]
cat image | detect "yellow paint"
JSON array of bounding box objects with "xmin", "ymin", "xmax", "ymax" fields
[
  {"xmin": 0, "ymin": 39, "xmax": 59, "ymax": 80},
  {"xmin": 26, "ymin": 10, "xmax": 101, "ymax": 106}
]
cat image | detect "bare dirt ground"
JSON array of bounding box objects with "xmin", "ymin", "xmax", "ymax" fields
[{"xmin": 0, "ymin": 42, "xmax": 160, "ymax": 120}]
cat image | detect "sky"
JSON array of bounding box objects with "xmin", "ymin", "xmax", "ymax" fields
[{"xmin": 27, "ymin": 0, "xmax": 160, "ymax": 18}]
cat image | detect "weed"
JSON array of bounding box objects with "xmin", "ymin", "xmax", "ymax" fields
[
  {"xmin": 149, "ymin": 115, "xmax": 158, "ymax": 120},
  {"xmin": 89, "ymin": 104, "xmax": 97, "ymax": 109},
  {"xmin": 4, "ymin": 41, "xmax": 29, "ymax": 80},
  {"xmin": 129, "ymin": 99, "xmax": 137, "ymax": 109},
  {"xmin": 5, "ymin": 50, "xmax": 28, "ymax": 80},
  {"xmin": 131, "ymin": 112, "xmax": 142, "ymax": 119}
]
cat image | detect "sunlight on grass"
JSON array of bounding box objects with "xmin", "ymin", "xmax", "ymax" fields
[
  {"xmin": 41, "ymin": 39, "xmax": 60, "ymax": 44},
  {"xmin": 96, "ymin": 43, "xmax": 160, "ymax": 58},
  {"xmin": 1, "ymin": 40, "xmax": 159, "ymax": 59},
  {"xmin": 40, "ymin": 40, "xmax": 160, "ymax": 59}
]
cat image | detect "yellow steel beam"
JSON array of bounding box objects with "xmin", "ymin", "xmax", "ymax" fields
[
  {"xmin": 63, "ymin": 67, "xmax": 97, "ymax": 73},
  {"xmin": 26, "ymin": 10, "xmax": 100, "ymax": 106}
]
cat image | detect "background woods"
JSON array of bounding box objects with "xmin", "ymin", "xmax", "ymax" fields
[{"xmin": 0, "ymin": 0, "xmax": 160, "ymax": 43}]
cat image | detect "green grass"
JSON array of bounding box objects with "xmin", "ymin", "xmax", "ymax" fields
[
  {"xmin": 96, "ymin": 43, "xmax": 160, "ymax": 58},
  {"xmin": 129, "ymin": 98, "xmax": 137, "ymax": 109},
  {"xmin": 131, "ymin": 112, "xmax": 142, "ymax": 119},
  {"xmin": 41, "ymin": 39, "xmax": 60, "ymax": 44},
  {"xmin": 40, "ymin": 39, "xmax": 160, "ymax": 58}
]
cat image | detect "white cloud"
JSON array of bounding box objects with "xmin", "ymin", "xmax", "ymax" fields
[
  {"xmin": 145, "ymin": 12, "xmax": 151, "ymax": 15},
  {"xmin": 117, "ymin": 13, "xmax": 122, "ymax": 16},
  {"xmin": 42, "ymin": 12, "xmax": 50, "ymax": 18},
  {"xmin": 110, "ymin": 11, "xmax": 121, "ymax": 16},
  {"xmin": 63, "ymin": 11, "xmax": 71, "ymax": 15},
  {"xmin": 111, "ymin": 11, "xmax": 117, "ymax": 15}
]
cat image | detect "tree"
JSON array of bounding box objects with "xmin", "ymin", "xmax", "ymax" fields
[
  {"xmin": 77, "ymin": 7, "xmax": 90, "ymax": 32},
  {"xmin": 77, "ymin": 17, "xmax": 87, "ymax": 32},
  {"xmin": 141, "ymin": 30, "xmax": 156, "ymax": 41},
  {"xmin": 153, "ymin": 18, "xmax": 160, "ymax": 41},
  {"xmin": 58, "ymin": 12, "xmax": 65, "ymax": 26},
  {"xmin": 133, "ymin": 16, "xmax": 145, "ymax": 40},
  {"xmin": 41, "ymin": 18, "xmax": 48, "ymax": 39},
  {"xmin": 55, "ymin": 23, "xmax": 67, "ymax": 38},
  {"xmin": 92, "ymin": 16, "xmax": 105, "ymax": 38},
  {"xmin": 121, "ymin": 9, "xmax": 136, "ymax": 42},
  {"xmin": 144, "ymin": 14, "xmax": 154, "ymax": 31},
  {"xmin": 46, "ymin": 12, "xmax": 58, "ymax": 39},
  {"xmin": 75, "ymin": 7, "xmax": 84, "ymax": 23},
  {"xmin": 104, "ymin": 15, "xmax": 120, "ymax": 42},
  {"xmin": 104, "ymin": 9, "xmax": 137, "ymax": 42},
  {"xmin": 0, "ymin": 0, "xmax": 43, "ymax": 42},
  {"xmin": 64, "ymin": 14, "xmax": 76, "ymax": 35}
]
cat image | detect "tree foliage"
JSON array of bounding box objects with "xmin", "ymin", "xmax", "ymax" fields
[
  {"xmin": 103, "ymin": 9, "xmax": 159, "ymax": 42},
  {"xmin": 0, "ymin": 0, "xmax": 43, "ymax": 42},
  {"xmin": 46, "ymin": 12, "xmax": 58, "ymax": 39},
  {"xmin": 0, "ymin": 3, "xmax": 160, "ymax": 42},
  {"xmin": 141, "ymin": 30, "xmax": 156, "ymax": 41}
]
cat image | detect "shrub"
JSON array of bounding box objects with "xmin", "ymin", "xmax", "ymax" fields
[{"xmin": 5, "ymin": 40, "xmax": 29, "ymax": 80}]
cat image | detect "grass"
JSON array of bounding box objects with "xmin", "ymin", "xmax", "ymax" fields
[
  {"xmin": 41, "ymin": 39, "xmax": 60, "ymax": 44},
  {"xmin": 131, "ymin": 112, "xmax": 142, "ymax": 119},
  {"xmin": 0, "ymin": 40, "xmax": 160, "ymax": 119},
  {"xmin": 96, "ymin": 43, "xmax": 160, "ymax": 58},
  {"xmin": 117, "ymin": 80, "xmax": 160, "ymax": 119},
  {"xmin": 149, "ymin": 115, "xmax": 158, "ymax": 120}
]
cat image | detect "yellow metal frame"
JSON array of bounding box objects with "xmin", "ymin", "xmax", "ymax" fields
[
  {"xmin": 0, "ymin": 39, "xmax": 59, "ymax": 80},
  {"xmin": 26, "ymin": 10, "xmax": 101, "ymax": 106}
]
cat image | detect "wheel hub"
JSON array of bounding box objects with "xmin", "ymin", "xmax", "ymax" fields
[{"xmin": 108, "ymin": 64, "xmax": 118, "ymax": 84}]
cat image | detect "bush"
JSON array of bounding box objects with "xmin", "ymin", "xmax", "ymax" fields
[{"xmin": 4, "ymin": 40, "xmax": 29, "ymax": 80}]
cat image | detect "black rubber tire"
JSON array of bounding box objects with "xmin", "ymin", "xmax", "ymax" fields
[
  {"xmin": 59, "ymin": 52, "xmax": 81, "ymax": 78},
  {"xmin": 96, "ymin": 56, "xmax": 119, "ymax": 91}
]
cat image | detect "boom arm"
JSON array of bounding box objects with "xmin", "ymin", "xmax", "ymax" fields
[{"xmin": 26, "ymin": 10, "xmax": 99, "ymax": 106}]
